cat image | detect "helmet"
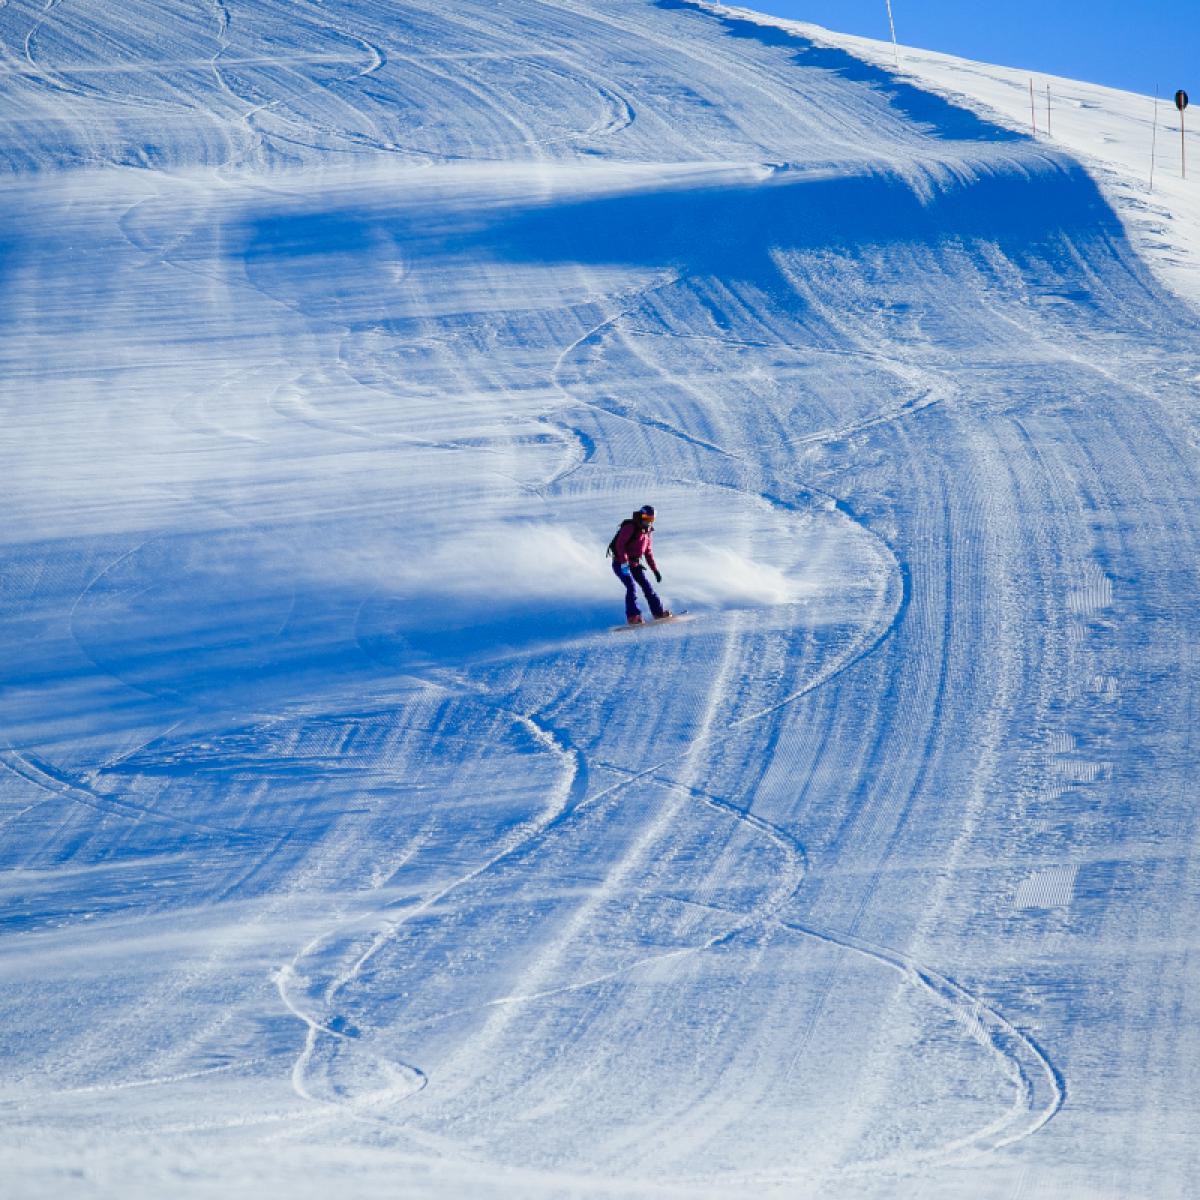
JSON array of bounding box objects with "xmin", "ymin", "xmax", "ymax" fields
[{"xmin": 636, "ymin": 504, "xmax": 655, "ymax": 524}]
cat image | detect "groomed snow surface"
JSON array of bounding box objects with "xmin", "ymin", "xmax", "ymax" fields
[{"xmin": 3, "ymin": 2, "xmax": 1199, "ymax": 1197}]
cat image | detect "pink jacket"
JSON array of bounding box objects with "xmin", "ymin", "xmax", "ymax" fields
[{"xmin": 611, "ymin": 519, "xmax": 658, "ymax": 570}]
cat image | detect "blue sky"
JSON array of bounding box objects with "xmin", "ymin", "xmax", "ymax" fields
[{"xmin": 742, "ymin": 1, "xmax": 1197, "ymax": 96}]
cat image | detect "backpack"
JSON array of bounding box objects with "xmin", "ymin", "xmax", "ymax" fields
[{"xmin": 606, "ymin": 517, "xmax": 637, "ymax": 559}]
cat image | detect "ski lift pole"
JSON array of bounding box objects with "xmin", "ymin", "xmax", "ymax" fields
[
  {"xmin": 1151, "ymin": 85, "xmax": 1159, "ymax": 192},
  {"xmin": 884, "ymin": 0, "xmax": 898, "ymax": 66},
  {"xmin": 1177, "ymin": 90, "xmax": 1190, "ymax": 180},
  {"xmin": 1029, "ymin": 78, "xmax": 1037, "ymax": 134}
]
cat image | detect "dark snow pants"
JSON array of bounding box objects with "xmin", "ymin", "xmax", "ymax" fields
[{"xmin": 613, "ymin": 560, "xmax": 664, "ymax": 620}]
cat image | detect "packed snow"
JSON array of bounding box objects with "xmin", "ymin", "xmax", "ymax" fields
[{"xmin": 3, "ymin": 1, "xmax": 1199, "ymax": 1197}]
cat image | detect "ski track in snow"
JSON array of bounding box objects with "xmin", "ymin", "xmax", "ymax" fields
[{"xmin": 4, "ymin": 0, "xmax": 1200, "ymax": 1196}]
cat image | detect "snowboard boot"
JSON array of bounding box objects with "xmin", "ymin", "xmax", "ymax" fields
[
  {"xmin": 653, "ymin": 610, "xmax": 673, "ymax": 620},
  {"xmin": 627, "ymin": 614, "xmax": 645, "ymax": 626}
]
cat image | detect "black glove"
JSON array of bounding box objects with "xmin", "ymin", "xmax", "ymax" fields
[
  {"xmin": 652, "ymin": 567, "xmax": 662, "ymax": 583},
  {"xmin": 629, "ymin": 558, "xmax": 642, "ymax": 571}
]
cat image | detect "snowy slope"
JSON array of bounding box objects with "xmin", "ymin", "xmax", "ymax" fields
[
  {"xmin": 3, "ymin": 2, "xmax": 1200, "ymax": 1197},
  {"xmin": 735, "ymin": 3, "xmax": 1200, "ymax": 308}
]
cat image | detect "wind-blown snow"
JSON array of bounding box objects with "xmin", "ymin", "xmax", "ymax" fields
[{"xmin": 3, "ymin": 2, "xmax": 1199, "ymax": 1197}]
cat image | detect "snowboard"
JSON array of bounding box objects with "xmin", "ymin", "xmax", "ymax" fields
[{"xmin": 610, "ymin": 611, "xmax": 692, "ymax": 632}]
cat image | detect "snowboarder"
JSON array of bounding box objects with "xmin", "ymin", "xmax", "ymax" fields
[{"xmin": 607, "ymin": 504, "xmax": 672, "ymax": 625}]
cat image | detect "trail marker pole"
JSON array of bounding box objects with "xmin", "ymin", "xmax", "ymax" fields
[
  {"xmin": 1030, "ymin": 78, "xmax": 1037, "ymax": 134},
  {"xmin": 1046, "ymin": 84, "xmax": 1051, "ymax": 137},
  {"xmin": 1151, "ymin": 86, "xmax": 1159, "ymax": 192},
  {"xmin": 1177, "ymin": 90, "xmax": 1190, "ymax": 179},
  {"xmin": 884, "ymin": 0, "xmax": 898, "ymax": 66}
]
